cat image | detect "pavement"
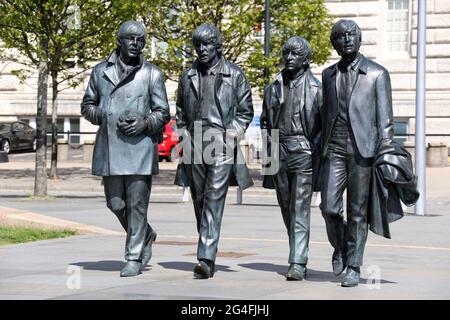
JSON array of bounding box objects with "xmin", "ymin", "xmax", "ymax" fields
[{"xmin": 0, "ymin": 153, "xmax": 450, "ymax": 300}]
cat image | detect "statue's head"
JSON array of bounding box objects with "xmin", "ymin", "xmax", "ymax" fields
[
  {"xmin": 192, "ymin": 23, "xmax": 222, "ymax": 67},
  {"xmin": 117, "ymin": 21, "xmax": 146, "ymax": 61},
  {"xmin": 330, "ymin": 19, "xmax": 362, "ymax": 59},
  {"xmin": 282, "ymin": 36, "xmax": 312, "ymax": 74}
]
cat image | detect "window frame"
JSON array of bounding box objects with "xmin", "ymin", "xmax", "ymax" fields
[{"xmin": 379, "ymin": 0, "xmax": 412, "ymax": 59}]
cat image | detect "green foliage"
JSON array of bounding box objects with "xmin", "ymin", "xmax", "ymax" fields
[
  {"xmin": 0, "ymin": 0, "xmax": 139, "ymax": 89},
  {"xmin": 0, "ymin": 226, "xmax": 77, "ymax": 245},
  {"xmin": 139, "ymin": 0, "xmax": 333, "ymax": 95}
]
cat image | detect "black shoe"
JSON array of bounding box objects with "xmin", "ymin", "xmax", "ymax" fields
[
  {"xmin": 332, "ymin": 249, "xmax": 347, "ymax": 276},
  {"xmin": 141, "ymin": 230, "xmax": 157, "ymax": 268},
  {"xmin": 120, "ymin": 260, "xmax": 142, "ymax": 277},
  {"xmin": 285, "ymin": 263, "xmax": 307, "ymax": 281},
  {"xmin": 341, "ymin": 266, "xmax": 360, "ymax": 287},
  {"xmin": 193, "ymin": 260, "xmax": 215, "ymax": 279}
]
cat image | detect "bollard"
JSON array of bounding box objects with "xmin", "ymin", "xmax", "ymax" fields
[
  {"xmin": 182, "ymin": 186, "xmax": 190, "ymax": 202},
  {"xmin": 82, "ymin": 140, "xmax": 95, "ymax": 162},
  {"xmin": 427, "ymin": 142, "xmax": 448, "ymax": 167},
  {"xmin": 57, "ymin": 139, "xmax": 69, "ymax": 162},
  {"xmin": 0, "ymin": 151, "xmax": 8, "ymax": 163}
]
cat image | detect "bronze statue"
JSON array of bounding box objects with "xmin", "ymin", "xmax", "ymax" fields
[
  {"xmin": 175, "ymin": 23, "xmax": 254, "ymax": 279},
  {"xmin": 81, "ymin": 21, "xmax": 170, "ymax": 277},
  {"xmin": 319, "ymin": 19, "xmax": 395, "ymax": 287},
  {"xmin": 261, "ymin": 36, "xmax": 322, "ymax": 280}
]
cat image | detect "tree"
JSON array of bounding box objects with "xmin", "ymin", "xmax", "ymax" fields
[
  {"xmin": 0, "ymin": 0, "xmax": 139, "ymax": 194},
  {"xmin": 139, "ymin": 0, "xmax": 333, "ymax": 94}
]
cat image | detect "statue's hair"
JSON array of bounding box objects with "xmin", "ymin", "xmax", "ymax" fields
[
  {"xmin": 117, "ymin": 21, "xmax": 146, "ymax": 44},
  {"xmin": 330, "ymin": 19, "xmax": 362, "ymax": 46},
  {"xmin": 192, "ymin": 23, "xmax": 222, "ymax": 57},
  {"xmin": 282, "ymin": 36, "xmax": 312, "ymax": 69}
]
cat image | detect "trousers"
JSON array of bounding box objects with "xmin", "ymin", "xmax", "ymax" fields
[
  {"xmin": 273, "ymin": 136, "xmax": 312, "ymax": 264},
  {"xmin": 103, "ymin": 175, "xmax": 154, "ymax": 261},
  {"xmin": 184, "ymin": 128, "xmax": 233, "ymax": 262},
  {"xmin": 320, "ymin": 127, "xmax": 372, "ymax": 267}
]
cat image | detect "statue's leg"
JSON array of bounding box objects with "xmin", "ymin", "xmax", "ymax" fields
[
  {"xmin": 288, "ymin": 169, "xmax": 312, "ymax": 265},
  {"xmin": 345, "ymin": 138, "xmax": 372, "ymax": 268},
  {"xmin": 103, "ymin": 176, "xmax": 127, "ymax": 231},
  {"xmin": 273, "ymin": 161, "xmax": 291, "ymax": 232},
  {"xmin": 196, "ymin": 162, "xmax": 233, "ymax": 263},
  {"xmin": 185, "ymin": 162, "xmax": 206, "ymax": 232},
  {"xmin": 320, "ymin": 143, "xmax": 348, "ymax": 252},
  {"xmin": 123, "ymin": 175, "xmax": 152, "ymax": 261}
]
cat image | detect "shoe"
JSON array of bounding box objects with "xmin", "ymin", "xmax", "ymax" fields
[
  {"xmin": 341, "ymin": 266, "xmax": 360, "ymax": 287},
  {"xmin": 141, "ymin": 230, "xmax": 157, "ymax": 268},
  {"xmin": 285, "ymin": 263, "xmax": 307, "ymax": 281},
  {"xmin": 193, "ymin": 260, "xmax": 215, "ymax": 279},
  {"xmin": 120, "ymin": 260, "xmax": 142, "ymax": 277},
  {"xmin": 332, "ymin": 249, "xmax": 347, "ymax": 276}
]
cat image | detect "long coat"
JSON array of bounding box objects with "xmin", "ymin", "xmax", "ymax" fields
[
  {"xmin": 81, "ymin": 50, "xmax": 170, "ymax": 176},
  {"xmin": 369, "ymin": 141, "xmax": 419, "ymax": 239},
  {"xmin": 260, "ymin": 69, "xmax": 322, "ymax": 190},
  {"xmin": 321, "ymin": 54, "xmax": 394, "ymax": 158},
  {"xmin": 174, "ymin": 58, "xmax": 254, "ymax": 190}
]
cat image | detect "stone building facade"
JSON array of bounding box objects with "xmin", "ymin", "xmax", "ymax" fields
[{"xmin": 0, "ymin": 0, "xmax": 449, "ymax": 147}]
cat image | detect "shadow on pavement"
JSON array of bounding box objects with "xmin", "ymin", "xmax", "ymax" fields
[
  {"xmin": 71, "ymin": 260, "xmax": 125, "ymax": 271},
  {"xmin": 158, "ymin": 261, "xmax": 237, "ymax": 273},
  {"xmin": 238, "ymin": 263, "xmax": 396, "ymax": 284}
]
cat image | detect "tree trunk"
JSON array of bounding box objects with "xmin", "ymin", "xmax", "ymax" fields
[
  {"xmin": 33, "ymin": 60, "xmax": 49, "ymax": 197},
  {"xmin": 50, "ymin": 70, "xmax": 59, "ymax": 180}
]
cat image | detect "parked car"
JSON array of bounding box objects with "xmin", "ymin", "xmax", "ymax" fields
[
  {"xmin": 0, "ymin": 121, "xmax": 36, "ymax": 154},
  {"xmin": 158, "ymin": 119, "xmax": 180, "ymax": 162}
]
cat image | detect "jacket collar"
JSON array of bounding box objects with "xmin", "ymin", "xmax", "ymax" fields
[
  {"xmin": 331, "ymin": 53, "xmax": 367, "ymax": 76},
  {"xmin": 187, "ymin": 57, "xmax": 231, "ymax": 77},
  {"xmin": 104, "ymin": 49, "xmax": 143, "ymax": 87},
  {"xmin": 274, "ymin": 69, "xmax": 318, "ymax": 87}
]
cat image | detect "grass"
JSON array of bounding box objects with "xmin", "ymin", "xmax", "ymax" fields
[{"xmin": 0, "ymin": 226, "xmax": 77, "ymax": 245}]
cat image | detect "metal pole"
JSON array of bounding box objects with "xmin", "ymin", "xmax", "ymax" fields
[
  {"xmin": 263, "ymin": 0, "xmax": 270, "ymax": 79},
  {"xmin": 415, "ymin": 0, "xmax": 426, "ymax": 216}
]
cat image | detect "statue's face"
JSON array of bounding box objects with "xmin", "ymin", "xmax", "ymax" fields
[
  {"xmin": 283, "ymin": 48, "xmax": 306, "ymax": 74},
  {"xmin": 332, "ymin": 24, "xmax": 361, "ymax": 58},
  {"xmin": 118, "ymin": 33, "xmax": 145, "ymax": 61},
  {"xmin": 194, "ymin": 38, "xmax": 219, "ymax": 67}
]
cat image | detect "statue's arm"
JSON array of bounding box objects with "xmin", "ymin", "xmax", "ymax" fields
[
  {"xmin": 80, "ymin": 67, "xmax": 103, "ymax": 125},
  {"xmin": 175, "ymin": 75, "xmax": 187, "ymax": 130},
  {"xmin": 230, "ymin": 71, "xmax": 254, "ymax": 137},
  {"xmin": 147, "ymin": 70, "xmax": 171, "ymax": 134},
  {"xmin": 376, "ymin": 69, "xmax": 394, "ymax": 146}
]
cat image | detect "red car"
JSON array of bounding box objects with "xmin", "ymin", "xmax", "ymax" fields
[{"xmin": 158, "ymin": 119, "xmax": 180, "ymax": 162}]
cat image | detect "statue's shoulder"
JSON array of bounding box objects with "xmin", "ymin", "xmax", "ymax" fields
[
  {"xmin": 307, "ymin": 70, "xmax": 322, "ymax": 87},
  {"xmin": 365, "ymin": 57, "xmax": 389, "ymax": 76},
  {"xmin": 225, "ymin": 60, "xmax": 245, "ymax": 76},
  {"xmin": 91, "ymin": 60, "xmax": 108, "ymax": 73},
  {"xmin": 322, "ymin": 63, "xmax": 337, "ymax": 77},
  {"xmin": 143, "ymin": 61, "xmax": 164, "ymax": 78}
]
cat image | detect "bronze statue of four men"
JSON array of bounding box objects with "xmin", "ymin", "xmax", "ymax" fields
[{"xmin": 82, "ymin": 19, "xmax": 408, "ymax": 288}]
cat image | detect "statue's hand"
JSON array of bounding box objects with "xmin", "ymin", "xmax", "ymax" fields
[{"xmin": 120, "ymin": 116, "xmax": 147, "ymax": 136}]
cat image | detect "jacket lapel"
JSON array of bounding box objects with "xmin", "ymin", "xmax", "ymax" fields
[
  {"xmin": 273, "ymin": 72, "xmax": 284, "ymax": 127},
  {"xmin": 188, "ymin": 66, "xmax": 200, "ymax": 100},
  {"xmin": 103, "ymin": 51, "xmax": 120, "ymax": 88}
]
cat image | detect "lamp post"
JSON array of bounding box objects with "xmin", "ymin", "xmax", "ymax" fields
[{"xmin": 415, "ymin": 0, "xmax": 426, "ymax": 216}]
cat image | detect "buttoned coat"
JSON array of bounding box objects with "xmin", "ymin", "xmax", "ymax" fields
[
  {"xmin": 174, "ymin": 58, "xmax": 254, "ymax": 190},
  {"xmin": 260, "ymin": 69, "xmax": 323, "ymax": 190},
  {"xmin": 321, "ymin": 54, "xmax": 394, "ymax": 159},
  {"xmin": 81, "ymin": 50, "xmax": 170, "ymax": 176}
]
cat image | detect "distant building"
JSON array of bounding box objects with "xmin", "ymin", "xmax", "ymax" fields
[{"xmin": 0, "ymin": 0, "xmax": 449, "ymax": 147}]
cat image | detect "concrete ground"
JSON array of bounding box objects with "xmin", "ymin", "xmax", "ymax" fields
[{"xmin": 0, "ymin": 154, "xmax": 449, "ymax": 300}]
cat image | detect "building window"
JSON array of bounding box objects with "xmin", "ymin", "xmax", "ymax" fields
[
  {"xmin": 394, "ymin": 119, "xmax": 408, "ymax": 145},
  {"xmin": 386, "ymin": 0, "xmax": 410, "ymax": 53}
]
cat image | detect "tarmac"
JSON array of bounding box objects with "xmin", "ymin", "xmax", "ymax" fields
[{"xmin": 0, "ymin": 155, "xmax": 450, "ymax": 300}]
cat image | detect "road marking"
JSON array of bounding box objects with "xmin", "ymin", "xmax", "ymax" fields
[{"xmin": 156, "ymin": 234, "xmax": 450, "ymax": 252}]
